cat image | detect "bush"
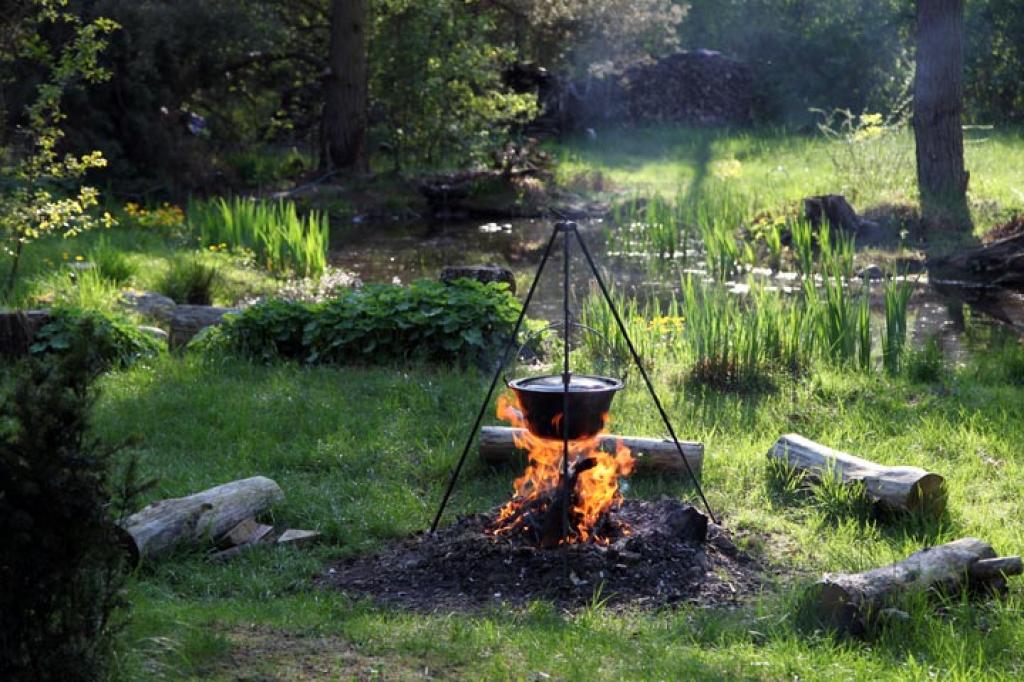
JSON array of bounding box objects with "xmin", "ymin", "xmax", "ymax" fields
[
  {"xmin": 158, "ymin": 256, "xmax": 219, "ymax": 305},
  {"xmin": 202, "ymin": 279, "xmax": 521, "ymax": 365},
  {"xmin": 29, "ymin": 308, "xmax": 162, "ymax": 369},
  {"xmin": 88, "ymin": 237, "xmax": 137, "ymax": 285},
  {"xmin": 0, "ymin": 347, "xmax": 141, "ymax": 681}
]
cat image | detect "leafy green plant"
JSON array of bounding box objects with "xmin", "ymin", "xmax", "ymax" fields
[
  {"xmin": 29, "ymin": 308, "xmax": 162, "ymax": 369},
  {"xmin": 158, "ymin": 257, "xmax": 219, "ymax": 305},
  {"xmin": 188, "ymin": 197, "xmax": 328, "ymax": 277},
  {"xmin": 204, "ymin": 279, "xmax": 521, "ymax": 366}
]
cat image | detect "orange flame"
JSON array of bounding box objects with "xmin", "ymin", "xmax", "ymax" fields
[{"xmin": 490, "ymin": 392, "xmax": 635, "ymax": 545}]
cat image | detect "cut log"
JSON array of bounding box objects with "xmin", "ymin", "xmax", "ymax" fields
[
  {"xmin": 277, "ymin": 529, "xmax": 321, "ymax": 547},
  {"xmin": 121, "ymin": 476, "xmax": 284, "ymax": 560},
  {"xmin": 168, "ymin": 304, "xmax": 238, "ymax": 349},
  {"xmin": 767, "ymin": 434, "xmax": 945, "ymax": 516},
  {"xmin": 479, "ymin": 426, "xmax": 703, "ymax": 477},
  {"xmin": 813, "ymin": 537, "xmax": 1022, "ymax": 635}
]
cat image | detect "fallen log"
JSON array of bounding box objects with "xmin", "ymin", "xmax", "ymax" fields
[
  {"xmin": 767, "ymin": 434, "xmax": 945, "ymax": 516},
  {"xmin": 813, "ymin": 537, "xmax": 1023, "ymax": 635},
  {"xmin": 929, "ymin": 231, "xmax": 1024, "ymax": 289},
  {"xmin": 479, "ymin": 426, "xmax": 703, "ymax": 477},
  {"xmin": 121, "ymin": 476, "xmax": 284, "ymax": 560}
]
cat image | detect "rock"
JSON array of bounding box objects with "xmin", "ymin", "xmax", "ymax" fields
[
  {"xmin": 440, "ymin": 265, "xmax": 516, "ymax": 294},
  {"xmin": 276, "ymin": 529, "xmax": 321, "ymax": 547},
  {"xmin": 137, "ymin": 325, "xmax": 168, "ymax": 343},
  {"xmin": 168, "ymin": 305, "xmax": 238, "ymax": 349},
  {"xmin": 856, "ymin": 265, "xmax": 885, "ymax": 281},
  {"xmin": 122, "ymin": 291, "xmax": 177, "ymax": 322}
]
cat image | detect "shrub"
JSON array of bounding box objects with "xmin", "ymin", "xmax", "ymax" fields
[
  {"xmin": 88, "ymin": 237, "xmax": 136, "ymax": 285},
  {"xmin": 29, "ymin": 308, "xmax": 162, "ymax": 370},
  {"xmin": 158, "ymin": 256, "xmax": 219, "ymax": 305},
  {"xmin": 204, "ymin": 279, "xmax": 521, "ymax": 366},
  {"xmin": 0, "ymin": 346, "xmax": 142, "ymax": 681}
]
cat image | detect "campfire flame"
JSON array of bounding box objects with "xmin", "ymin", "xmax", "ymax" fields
[{"xmin": 490, "ymin": 393, "xmax": 635, "ymax": 546}]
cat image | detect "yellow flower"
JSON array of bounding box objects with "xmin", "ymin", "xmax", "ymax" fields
[
  {"xmin": 74, "ymin": 255, "xmax": 84, "ymax": 261},
  {"xmin": 62, "ymin": 252, "xmax": 69, "ymax": 260}
]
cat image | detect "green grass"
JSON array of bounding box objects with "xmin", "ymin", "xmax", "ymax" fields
[
  {"xmin": 93, "ymin": 326, "xmax": 1024, "ymax": 679},
  {"xmin": 557, "ymin": 126, "xmax": 1024, "ymax": 235}
]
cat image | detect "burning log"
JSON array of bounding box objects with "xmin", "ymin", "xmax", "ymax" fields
[
  {"xmin": 479, "ymin": 426, "xmax": 704, "ymax": 477},
  {"xmin": 121, "ymin": 476, "xmax": 284, "ymax": 560},
  {"xmin": 811, "ymin": 537, "xmax": 1023, "ymax": 635},
  {"xmin": 767, "ymin": 434, "xmax": 946, "ymax": 516}
]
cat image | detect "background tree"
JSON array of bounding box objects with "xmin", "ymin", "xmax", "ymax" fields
[
  {"xmin": 913, "ymin": 0, "xmax": 972, "ymax": 235},
  {"xmin": 321, "ymin": 0, "xmax": 368, "ymax": 172}
]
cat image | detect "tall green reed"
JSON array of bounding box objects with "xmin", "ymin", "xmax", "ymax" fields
[
  {"xmin": 188, "ymin": 197, "xmax": 329, "ymax": 277},
  {"xmin": 882, "ymin": 277, "xmax": 914, "ymax": 375}
]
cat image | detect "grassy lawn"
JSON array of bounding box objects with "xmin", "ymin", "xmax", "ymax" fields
[
  {"xmin": 6, "ymin": 126, "xmax": 1024, "ymax": 679},
  {"xmin": 555, "ymin": 126, "xmax": 1024, "ymax": 235},
  {"xmin": 98, "ymin": 344, "xmax": 1024, "ymax": 679}
]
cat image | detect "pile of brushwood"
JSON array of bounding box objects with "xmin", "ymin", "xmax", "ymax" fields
[{"xmin": 567, "ymin": 50, "xmax": 754, "ymax": 127}]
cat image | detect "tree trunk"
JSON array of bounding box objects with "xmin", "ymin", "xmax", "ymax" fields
[
  {"xmin": 812, "ymin": 537, "xmax": 1022, "ymax": 635},
  {"xmin": 320, "ymin": 0, "xmax": 368, "ymax": 172},
  {"xmin": 913, "ymin": 0, "xmax": 971, "ymax": 235},
  {"xmin": 121, "ymin": 476, "xmax": 285, "ymax": 560},
  {"xmin": 479, "ymin": 426, "xmax": 704, "ymax": 477},
  {"xmin": 767, "ymin": 434, "xmax": 946, "ymax": 517}
]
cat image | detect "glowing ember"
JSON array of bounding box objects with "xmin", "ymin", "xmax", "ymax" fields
[{"xmin": 489, "ymin": 393, "xmax": 635, "ymax": 546}]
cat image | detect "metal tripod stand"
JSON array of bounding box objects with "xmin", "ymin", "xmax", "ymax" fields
[{"xmin": 430, "ymin": 221, "xmax": 716, "ymax": 533}]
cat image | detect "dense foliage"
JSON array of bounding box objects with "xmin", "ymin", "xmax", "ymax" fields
[
  {"xmin": 0, "ymin": 347, "xmax": 140, "ymax": 681},
  {"xmin": 0, "ymin": 0, "xmax": 117, "ymax": 298},
  {"xmin": 198, "ymin": 279, "xmax": 521, "ymax": 365},
  {"xmin": 29, "ymin": 307, "xmax": 162, "ymax": 368}
]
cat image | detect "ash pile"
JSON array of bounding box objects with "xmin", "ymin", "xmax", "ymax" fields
[
  {"xmin": 566, "ymin": 50, "xmax": 754, "ymax": 128},
  {"xmin": 321, "ymin": 499, "xmax": 761, "ymax": 612}
]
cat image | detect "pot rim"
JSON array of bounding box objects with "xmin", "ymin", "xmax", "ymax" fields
[{"xmin": 507, "ymin": 373, "xmax": 625, "ymax": 393}]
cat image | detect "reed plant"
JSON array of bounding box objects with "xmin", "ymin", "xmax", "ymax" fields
[
  {"xmin": 188, "ymin": 197, "xmax": 329, "ymax": 277},
  {"xmin": 790, "ymin": 219, "xmax": 815, "ymax": 277},
  {"xmin": 699, "ymin": 219, "xmax": 740, "ymax": 282},
  {"xmin": 818, "ymin": 227, "xmax": 856, "ymax": 279},
  {"xmin": 763, "ymin": 220, "xmax": 783, "ymax": 273},
  {"xmin": 882, "ymin": 277, "xmax": 914, "ymax": 375}
]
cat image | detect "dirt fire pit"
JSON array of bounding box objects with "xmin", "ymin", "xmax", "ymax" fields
[{"xmin": 321, "ymin": 499, "xmax": 761, "ymax": 612}]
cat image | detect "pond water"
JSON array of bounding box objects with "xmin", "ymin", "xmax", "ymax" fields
[{"xmin": 329, "ymin": 217, "xmax": 1024, "ymax": 354}]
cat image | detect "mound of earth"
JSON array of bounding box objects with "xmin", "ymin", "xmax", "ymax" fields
[{"xmin": 321, "ymin": 499, "xmax": 762, "ymax": 612}]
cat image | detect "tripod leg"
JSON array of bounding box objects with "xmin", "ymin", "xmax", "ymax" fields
[
  {"xmin": 572, "ymin": 227, "xmax": 718, "ymax": 524},
  {"xmin": 429, "ymin": 225, "xmax": 560, "ymax": 533}
]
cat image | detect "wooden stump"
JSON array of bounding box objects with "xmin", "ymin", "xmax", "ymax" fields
[
  {"xmin": 479, "ymin": 426, "xmax": 704, "ymax": 477},
  {"xmin": 767, "ymin": 434, "xmax": 946, "ymax": 516},
  {"xmin": 929, "ymin": 232, "xmax": 1024, "ymax": 289},
  {"xmin": 812, "ymin": 537, "xmax": 1023, "ymax": 635},
  {"xmin": 802, "ymin": 195, "xmax": 889, "ymax": 245},
  {"xmin": 0, "ymin": 310, "xmax": 50, "ymax": 356},
  {"xmin": 121, "ymin": 476, "xmax": 284, "ymax": 560}
]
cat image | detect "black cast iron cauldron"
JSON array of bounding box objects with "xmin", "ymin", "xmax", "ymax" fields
[{"xmin": 508, "ymin": 374, "xmax": 624, "ymax": 440}]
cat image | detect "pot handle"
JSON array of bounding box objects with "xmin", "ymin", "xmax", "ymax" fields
[{"xmin": 502, "ymin": 321, "xmax": 629, "ymax": 386}]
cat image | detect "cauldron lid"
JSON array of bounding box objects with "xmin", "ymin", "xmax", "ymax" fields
[{"xmin": 509, "ymin": 374, "xmax": 624, "ymax": 393}]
